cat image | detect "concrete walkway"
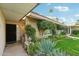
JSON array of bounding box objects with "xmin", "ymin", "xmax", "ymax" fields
[
  {"xmin": 66, "ymin": 34, "xmax": 79, "ymax": 40},
  {"xmin": 3, "ymin": 42, "xmax": 27, "ymax": 56}
]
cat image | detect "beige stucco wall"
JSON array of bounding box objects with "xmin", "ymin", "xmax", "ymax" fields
[
  {"xmin": 6, "ymin": 20, "xmax": 17, "ymax": 24},
  {"xmin": 0, "ymin": 10, "xmax": 6, "ymax": 55},
  {"xmin": 26, "ymin": 17, "xmax": 40, "ymax": 38},
  {"xmin": 17, "ymin": 25, "xmax": 23, "ymax": 42}
]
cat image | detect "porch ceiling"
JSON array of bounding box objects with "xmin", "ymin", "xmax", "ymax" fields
[{"xmin": 0, "ymin": 3, "xmax": 37, "ymax": 21}]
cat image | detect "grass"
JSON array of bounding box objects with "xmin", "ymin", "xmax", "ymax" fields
[
  {"xmin": 26, "ymin": 34, "xmax": 79, "ymax": 56},
  {"xmin": 41, "ymin": 35, "xmax": 79, "ymax": 55},
  {"xmin": 43, "ymin": 35, "xmax": 79, "ymax": 55},
  {"xmin": 56, "ymin": 36, "xmax": 79, "ymax": 56}
]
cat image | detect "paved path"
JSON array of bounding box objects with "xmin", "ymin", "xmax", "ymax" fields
[
  {"xmin": 66, "ymin": 34, "xmax": 79, "ymax": 40},
  {"xmin": 3, "ymin": 43, "xmax": 27, "ymax": 56}
]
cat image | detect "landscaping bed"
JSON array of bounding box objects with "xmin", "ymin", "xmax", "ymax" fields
[
  {"xmin": 25, "ymin": 23, "xmax": 79, "ymax": 56},
  {"xmin": 72, "ymin": 30, "xmax": 79, "ymax": 37},
  {"xmin": 25, "ymin": 35, "xmax": 79, "ymax": 56}
]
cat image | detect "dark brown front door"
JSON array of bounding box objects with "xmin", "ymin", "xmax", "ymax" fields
[{"xmin": 6, "ymin": 24, "xmax": 16, "ymax": 44}]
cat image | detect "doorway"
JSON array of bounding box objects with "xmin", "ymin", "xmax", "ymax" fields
[{"xmin": 6, "ymin": 24, "xmax": 16, "ymax": 44}]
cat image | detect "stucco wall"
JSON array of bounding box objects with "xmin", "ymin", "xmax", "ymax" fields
[
  {"xmin": 0, "ymin": 10, "xmax": 5, "ymax": 55},
  {"xmin": 17, "ymin": 25, "xmax": 23, "ymax": 42}
]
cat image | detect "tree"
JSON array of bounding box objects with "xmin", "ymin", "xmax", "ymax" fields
[{"xmin": 37, "ymin": 20, "xmax": 55, "ymax": 36}]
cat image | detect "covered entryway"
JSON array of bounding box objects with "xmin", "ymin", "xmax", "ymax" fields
[{"xmin": 0, "ymin": 3, "xmax": 38, "ymax": 56}]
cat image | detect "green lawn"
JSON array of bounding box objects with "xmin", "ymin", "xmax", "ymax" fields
[
  {"xmin": 56, "ymin": 37, "xmax": 79, "ymax": 56},
  {"xmin": 26, "ymin": 34, "xmax": 79, "ymax": 56}
]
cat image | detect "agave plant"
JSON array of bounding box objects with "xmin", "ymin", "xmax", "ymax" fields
[
  {"xmin": 36, "ymin": 39, "xmax": 70, "ymax": 56},
  {"xmin": 52, "ymin": 48, "xmax": 70, "ymax": 56},
  {"xmin": 36, "ymin": 39, "xmax": 56, "ymax": 56},
  {"xmin": 27, "ymin": 38, "xmax": 70, "ymax": 56}
]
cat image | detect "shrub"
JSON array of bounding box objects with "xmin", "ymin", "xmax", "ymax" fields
[
  {"xmin": 25, "ymin": 25, "xmax": 36, "ymax": 42},
  {"xmin": 27, "ymin": 38, "xmax": 70, "ymax": 56},
  {"xmin": 37, "ymin": 20, "xmax": 54, "ymax": 30},
  {"xmin": 37, "ymin": 20, "xmax": 55, "ymax": 36},
  {"xmin": 27, "ymin": 42, "xmax": 39, "ymax": 55},
  {"xmin": 57, "ymin": 24, "xmax": 65, "ymax": 30},
  {"xmin": 72, "ymin": 30, "xmax": 79, "ymax": 35}
]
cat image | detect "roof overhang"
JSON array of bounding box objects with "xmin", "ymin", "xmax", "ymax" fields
[
  {"xmin": 27, "ymin": 12, "xmax": 65, "ymax": 26},
  {"xmin": 0, "ymin": 3, "xmax": 37, "ymax": 22}
]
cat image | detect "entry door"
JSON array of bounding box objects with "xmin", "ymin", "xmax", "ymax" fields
[{"xmin": 6, "ymin": 24, "xmax": 16, "ymax": 44}]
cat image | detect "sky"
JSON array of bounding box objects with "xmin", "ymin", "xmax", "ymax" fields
[{"xmin": 33, "ymin": 3, "xmax": 79, "ymax": 26}]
